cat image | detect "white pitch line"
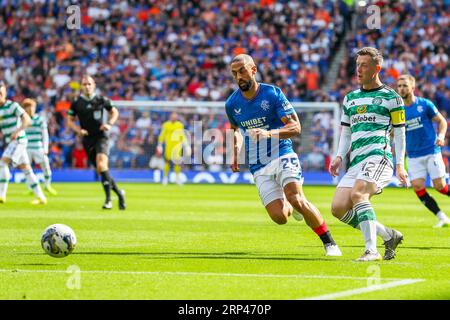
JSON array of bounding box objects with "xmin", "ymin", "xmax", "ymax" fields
[
  {"xmin": 0, "ymin": 268, "xmax": 411, "ymax": 281},
  {"xmin": 302, "ymin": 279, "xmax": 425, "ymax": 300}
]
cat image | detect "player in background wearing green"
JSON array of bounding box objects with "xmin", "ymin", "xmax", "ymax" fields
[
  {"xmin": 0, "ymin": 81, "xmax": 47, "ymax": 205},
  {"xmin": 397, "ymin": 74, "xmax": 450, "ymax": 228},
  {"xmin": 329, "ymin": 47, "xmax": 408, "ymax": 261},
  {"xmin": 22, "ymin": 98, "xmax": 57, "ymax": 195}
]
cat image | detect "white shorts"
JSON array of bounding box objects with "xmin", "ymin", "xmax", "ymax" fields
[
  {"xmin": 407, "ymin": 153, "xmax": 446, "ymax": 181},
  {"xmin": 253, "ymin": 153, "xmax": 304, "ymax": 207},
  {"xmin": 1, "ymin": 140, "xmax": 30, "ymax": 166},
  {"xmin": 28, "ymin": 149, "xmax": 47, "ymax": 165},
  {"xmin": 337, "ymin": 155, "xmax": 393, "ymax": 192}
]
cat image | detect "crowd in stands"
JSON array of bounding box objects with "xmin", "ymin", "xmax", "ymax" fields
[
  {"xmin": 0, "ymin": 0, "xmax": 448, "ymax": 172},
  {"xmin": 332, "ymin": 1, "xmax": 449, "ymax": 109}
]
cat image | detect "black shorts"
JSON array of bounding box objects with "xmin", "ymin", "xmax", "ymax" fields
[{"xmin": 82, "ymin": 136, "xmax": 110, "ymax": 167}]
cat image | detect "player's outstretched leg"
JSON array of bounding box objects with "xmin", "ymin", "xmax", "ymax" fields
[
  {"xmin": 350, "ymin": 180, "xmax": 395, "ymax": 262},
  {"xmin": 331, "ymin": 187, "xmax": 403, "ymax": 260},
  {"xmin": 0, "ymin": 159, "xmax": 11, "ymax": 203},
  {"xmin": 284, "ymin": 182, "xmax": 342, "ymax": 256}
]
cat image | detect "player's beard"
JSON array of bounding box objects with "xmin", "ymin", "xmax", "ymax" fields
[
  {"xmin": 238, "ymin": 79, "xmax": 253, "ymax": 92},
  {"xmin": 401, "ymin": 93, "xmax": 411, "ymax": 100}
]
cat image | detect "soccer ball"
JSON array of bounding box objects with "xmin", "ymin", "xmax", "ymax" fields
[{"xmin": 41, "ymin": 224, "xmax": 77, "ymax": 258}]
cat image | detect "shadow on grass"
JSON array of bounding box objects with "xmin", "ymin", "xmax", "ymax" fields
[
  {"xmin": 72, "ymin": 251, "xmax": 340, "ymax": 262},
  {"xmin": 19, "ymin": 251, "xmax": 341, "ymax": 261},
  {"xmin": 297, "ymin": 245, "xmax": 450, "ymax": 250}
]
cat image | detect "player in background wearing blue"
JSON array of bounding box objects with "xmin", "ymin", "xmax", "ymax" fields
[
  {"xmin": 225, "ymin": 54, "xmax": 342, "ymax": 256},
  {"xmin": 397, "ymin": 74, "xmax": 450, "ymax": 227}
]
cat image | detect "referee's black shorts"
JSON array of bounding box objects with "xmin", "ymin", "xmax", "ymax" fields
[{"xmin": 82, "ymin": 135, "xmax": 110, "ymax": 167}]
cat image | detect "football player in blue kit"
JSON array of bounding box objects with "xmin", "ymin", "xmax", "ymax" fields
[
  {"xmin": 397, "ymin": 74, "xmax": 450, "ymax": 227},
  {"xmin": 225, "ymin": 54, "xmax": 342, "ymax": 256}
]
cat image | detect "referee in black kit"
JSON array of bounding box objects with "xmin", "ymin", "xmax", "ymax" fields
[{"xmin": 67, "ymin": 75, "xmax": 126, "ymax": 210}]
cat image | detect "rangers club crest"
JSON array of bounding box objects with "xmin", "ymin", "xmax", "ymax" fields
[
  {"xmin": 417, "ymin": 105, "xmax": 423, "ymax": 113},
  {"xmin": 261, "ymin": 100, "xmax": 270, "ymax": 111}
]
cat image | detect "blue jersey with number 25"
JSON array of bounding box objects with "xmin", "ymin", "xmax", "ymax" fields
[{"xmin": 225, "ymin": 83, "xmax": 297, "ymax": 174}]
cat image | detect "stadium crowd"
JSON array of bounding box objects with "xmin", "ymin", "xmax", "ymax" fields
[{"xmin": 0, "ymin": 0, "xmax": 448, "ymax": 171}]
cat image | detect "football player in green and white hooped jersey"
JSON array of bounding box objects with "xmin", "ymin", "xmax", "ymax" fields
[
  {"xmin": 0, "ymin": 82, "xmax": 47, "ymax": 205},
  {"xmin": 329, "ymin": 47, "xmax": 409, "ymax": 262},
  {"xmin": 23, "ymin": 98, "xmax": 57, "ymax": 195}
]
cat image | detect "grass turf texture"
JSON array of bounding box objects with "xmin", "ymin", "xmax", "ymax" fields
[{"xmin": 0, "ymin": 183, "xmax": 449, "ymax": 300}]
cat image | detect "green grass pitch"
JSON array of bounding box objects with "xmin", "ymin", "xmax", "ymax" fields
[{"xmin": 0, "ymin": 183, "xmax": 449, "ymax": 300}]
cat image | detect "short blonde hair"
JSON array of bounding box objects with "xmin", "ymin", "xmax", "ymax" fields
[
  {"xmin": 22, "ymin": 98, "xmax": 37, "ymax": 108},
  {"xmin": 356, "ymin": 47, "xmax": 384, "ymax": 66},
  {"xmin": 398, "ymin": 74, "xmax": 416, "ymax": 88}
]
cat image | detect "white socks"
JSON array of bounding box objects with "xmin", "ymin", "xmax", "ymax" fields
[
  {"xmin": 41, "ymin": 157, "xmax": 52, "ymax": 187},
  {"xmin": 359, "ymin": 220, "xmax": 378, "ymax": 252},
  {"xmin": 24, "ymin": 169, "xmax": 45, "ymax": 199},
  {"xmin": 354, "ymin": 201, "xmax": 378, "ymax": 252},
  {"xmin": 0, "ymin": 161, "xmax": 10, "ymax": 198},
  {"xmin": 375, "ymin": 222, "xmax": 391, "ymax": 242}
]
